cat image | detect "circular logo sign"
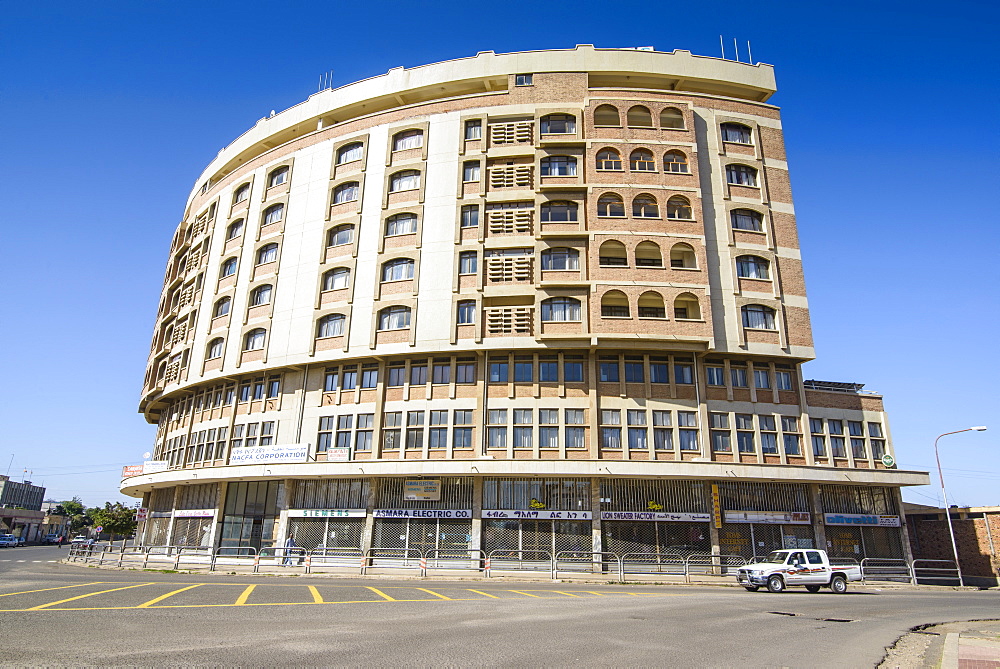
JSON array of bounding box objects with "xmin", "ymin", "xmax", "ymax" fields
[
  {"xmin": 881, "ymin": 454, "xmax": 895, "ymax": 468},
  {"xmin": 94, "ymin": 526, "xmax": 103, "ymax": 532}
]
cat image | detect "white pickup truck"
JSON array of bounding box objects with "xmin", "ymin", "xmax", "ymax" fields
[{"xmin": 736, "ymin": 549, "xmax": 862, "ymax": 593}]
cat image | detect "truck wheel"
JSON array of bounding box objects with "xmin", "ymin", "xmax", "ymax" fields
[
  {"xmin": 830, "ymin": 575, "xmax": 847, "ymax": 594},
  {"xmin": 766, "ymin": 575, "xmax": 785, "ymax": 593},
  {"xmin": 744, "ymin": 586, "xmax": 760, "ymax": 592},
  {"xmin": 805, "ymin": 585, "xmax": 821, "ymax": 593}
]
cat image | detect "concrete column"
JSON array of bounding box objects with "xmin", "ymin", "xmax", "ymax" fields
[
  {"xmin": 708, "ymin": 482, "xmax": 721, "ymax": 555},
  {"xmin": 590, "ymin": 477, "xmax": 603, "ymax": 572},
  {"xmin": 361, "ymin": 478, "xmax": 377, "ymax": 553},
  {"xmin": 209, "ymin": 483, "xmax": 227, "ymax": 551},
  {"xmin": 892, "ymin": 487, "xmax": 915, "ymax": 565},
  {"xmin": 808, "ymin": 483, "xmax": 827, "ymax": 550},
  {"xmin": 164, "ymin": 486, "xmax": 182, "ymax": 546},
  {"xmin": 471, "ymin": 476, "xmax": 483, "ymax": 553},
  {"xmin": 274, "ymin": 479, "xmax": 294, "ymax": 544}
]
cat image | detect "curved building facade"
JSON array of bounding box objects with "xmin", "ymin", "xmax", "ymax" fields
[{"xmin": 124, "ymin": 46, "xmax": 927, "ymax": 560}]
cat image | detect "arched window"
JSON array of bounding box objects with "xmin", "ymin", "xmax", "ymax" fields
[
  {"xmin": 336, "ymin": 142, "xmax": 363, "ymax": 164},
  {"xmin": 541, "ymin": 247, "xmax": 580, "ymax": 270},
  {"xmin": 249, "ymin": 284, "xmax": 273, "ymax": 306},
  {"xmin": 736, "ymin": 255, "xmax": 770, "ymax": 280},
  {"xmin": 629, "ymin": 149, "xmax": 655, "ymax": 171},
  {"xmin": 666, "ymin": 196, "xmax": 692, "ymax": 219},
  {"xmin": 232, "ymin": 183, "xmax": 250, "ymax": 204},
  {"xmin": 267, "ymin": 166, "xmax": 289, "ymax": 188},
  {"xmin": 322, "ymin": 267, "xmax": 350, "ymax": 291},
  {"xmin": 206, "ymin": 338, "xmax": 224, "ymax": 360},
  {"xmin": 540, "ymin": 201, "xmax": 578, "ymax": 222},
  {"xmin": 593, "ymin": 104, "xmax": 620, "ymax": 126},
  {"xmin": 457, "ymin": 300, "xmax": 476, "ymax": 324},
  {"xmin": 392, "ymin": 129, "xmax": 423, "ymax": 151},
  {"xmin": 721, "ymin": 123, "xmax": 753, "ymax": 144},
  {"xmin": 599, "ymin": 240, "xmax": 628, "ymax": 266},
  {"xmin": 541, "ymin": 297, "xmax": 581, "ymax": 322},
  {"xmin": 226, "ymin": 219, "xmax": 244, "ymax": 240},
  {"xmin": 731, "ymin": 208, "xmax": 764, "ymax": 231},
  {"xmin": 382, "ymin": 258, "xmax": 415, "ymax": 282},
  {"xmin": 540, "ymin": 156, "xmax": 577, "ymax": 176},
  {"xmin": 212, "ymin": 296, "xmax": 231, "ymax": 318},
  {"xmin": 389, "ymin": 170, "xmax": 420, "ymax": 192},
  {"xmin": 669, "ymin": 243, "xmax": 697, "ymax": 269},
  {"xmin": 327, "ymin": 224, "xmax": 353, "ymax": 247},
  {"xmin": 317, "ymin": 314, "xmax": 345, "ymax": 338},
  {"xmin": 262, "ymin": 203, "xmax": 284, "ymax": 225},
  {"xmin": 635, "ymin": 241, "xmax": 663, "ymax": 267},
  {"xmin": 663, "ymin": 150, "xmax": 689, "ymax": 173},
  {"xmin": 742, "ymin": 304, "xmax": 776, "ymax": 329},
  {"xmin": 632, "ymin": 195, "xmax": 659, "ymax": 218},
  {"xmin": 220, "ymin": 257, "xmax": 238, "ymax": 278},
  {"xmin": 333, "ymin": 181, "xmax": 359, "ymax": 204},
  {"xmin": 627, "ymin": 105, "xmax": 653, "ymax": 127},
  {"xmin": 637, "ymin": 291, "xmax": 666, "ymax": 318},
  {"xmin": 385, "ymin": 213, "xmax": 417, "ymax": 236},
  {"xmin": 726, "ymin": 164, "xmax": 758, "ymax": 186},
  {"xmin": 597, "ymin": 193, "xmax": 625, "ymax": 217},
  {"xmin": 596, "ymin": 148, "xmax": 622, "ymax": 171},
  {"xmin": 674, "ymin": 293, "xmax": 701, "ymax": 320},
  {"xmin": 256, "ymin": 243, "xmax": 278, "ymax": 265},
  {"xmin": 660, "ymin": 108, "xmax": 684, "ymax": 129},
  {"xmin": 243, "ymin": 328, "xmax": 266, "ymax": 350},
  {"xmin": 601, "ymin": 291, "xmax": 630, "ymax": 318},
  {"xmin": 378, "ymin": 306, "xmax": 411, "ymax": 330},
  {"xmin": 540, "ymin": 114, "xmax": 575, "ymax": 134}
]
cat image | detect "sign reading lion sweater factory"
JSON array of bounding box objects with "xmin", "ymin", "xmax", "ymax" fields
[
  {"xmin": 229, "ymin": 444, "xmax": 309, "ymax": 465},
  {"xmin": 373, "ymin": 509, "xmax": 471, "ymax": 519},
  {"xmin": 601, "ymin": 511, "xmax": 711, "ymax": 522}
]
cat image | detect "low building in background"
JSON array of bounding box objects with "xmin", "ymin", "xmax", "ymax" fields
[
  {"xmin": 121, "ymin": 46, "xmax": 929, "ymax": 562},
  {"xmin": 0, "ymin": 475, "xmax": 46, "ymax": 541},
  {"xmin": 904, "ymin": 502, "xmax": 1000, "ymax": 587}
]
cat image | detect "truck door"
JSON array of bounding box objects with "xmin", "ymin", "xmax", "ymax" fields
[
  {"xmin": 805, "ymin": 550, "xmax": 828, "ymax": 583},
  {"xmin": 785, "ymin": 551, "xmax": 809, "ymax": 584}
]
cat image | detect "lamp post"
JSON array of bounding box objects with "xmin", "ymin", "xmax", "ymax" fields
[{"xmin": 933, "ymin": 426, "xmax": 988, "ymax": 587}]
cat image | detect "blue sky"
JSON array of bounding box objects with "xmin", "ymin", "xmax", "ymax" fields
[{"xmin": 3, "ymin": 1, "xmax": 997, "ymax": 508}]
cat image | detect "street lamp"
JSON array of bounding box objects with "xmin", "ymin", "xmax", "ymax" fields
[{"xmin": 934, "ymin": 426, "xmax": 988, "ymax": 587}]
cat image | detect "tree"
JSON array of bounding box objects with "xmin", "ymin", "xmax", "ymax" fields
[
  {"xmin": 89, "ymin": 502, "xmax": 138, "ymax": 544},
  {"xmin": 60, "ymin": 497, "xmax": 90, "ymax": 533}
]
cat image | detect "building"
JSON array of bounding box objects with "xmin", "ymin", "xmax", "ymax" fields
[
  {"xmin": 0, "ymin": 476, "xmax": 46, "ymax": 540},
  {"xmin": 121, "ymin": 46, "xmax": 929, "ymax": 561},
  {"xmin": 904, "ymin": 503, "xmax": 1000, "ymax": 587}
]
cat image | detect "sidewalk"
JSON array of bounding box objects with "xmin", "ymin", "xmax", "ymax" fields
[{"xmin": 940, "ymin": 622, "xmax": 1000, "ymax": 669}]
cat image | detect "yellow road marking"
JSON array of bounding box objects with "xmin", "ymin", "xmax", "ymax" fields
[
  {"xmin": 414, "ymin": 588, "xmax": 451, "ymax": 600},
  {"xmin": 307, "ymin": 586, "xmax": 323, "ymax": 604},
  {"xmin": 234, "ymin": 585, "xmax": 256, "ymax": 605},
  {"xmin": 366, "ymin": 587, "xmax": 396, "ymax": 601},
  {"xmin": 466, "ymin": 589, "xmax": 500, "ymax": 599},
  {"xmin": 28, "ymin": 583, "xmax": 153, "ymax": 610},
  {"xmin": 0, "ymin": 582, "xmax": 106, "ymax": 598},
  {"xmin": 507, "ymin": 590, "xmax": 542, "ymax": 598},
  {"xmin": 551, "ymin": 590, "xmax": 582, "ymax": 597},
  {"xmin": 137, "ymin": 584, "xmax": 204, "ymax": 608}
]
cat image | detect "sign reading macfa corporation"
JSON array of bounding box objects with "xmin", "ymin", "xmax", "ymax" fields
[{"xmin": 230, "ymin": 444, "xmax": 309, "ymax": 465}]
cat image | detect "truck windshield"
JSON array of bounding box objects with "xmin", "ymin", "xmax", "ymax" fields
[{"xmin": 763, "ymin": 551, "xmax": 790, "ymax": 563}]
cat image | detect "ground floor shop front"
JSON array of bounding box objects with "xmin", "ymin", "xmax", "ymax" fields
[{"xmin": 137, "ymin": 477, "xmax": 913, "ymax": 562}]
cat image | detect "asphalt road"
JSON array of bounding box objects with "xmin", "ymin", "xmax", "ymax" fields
[{"xmin": 1, "ymin": 545, "xmax": 997, "ymax": 667}]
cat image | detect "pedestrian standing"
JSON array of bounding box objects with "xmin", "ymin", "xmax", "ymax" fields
[{"xmin": 283, "ymin": 535, "xmax": 297, "ymax": 565}]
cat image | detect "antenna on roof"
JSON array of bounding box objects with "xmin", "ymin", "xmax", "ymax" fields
[
  {"xmin": 733, "ymin": 38, "xmax": 740, "ymax": 63},
  {"xmin": 747, "ymin": 41, "xmax": 753, "ymax": 64},
  {"xmin": 719, "ymin": 35, "xmax": 726, "ymax": 60},
  {"xmin": 316, "ymin": 70, "xmax": 334, "ymax": 93}
]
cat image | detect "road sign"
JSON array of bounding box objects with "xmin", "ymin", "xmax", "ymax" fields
[
  {"xmin": 94, "ymin": 525, "xmax": 103, "ymax": 532},
  {"xmin": 135, "ymin": 508, "xmax": 148, "ymax": 522},
  {"xmin": 881, "ymin": 454, "xmax": 895, "ymax": 468}
]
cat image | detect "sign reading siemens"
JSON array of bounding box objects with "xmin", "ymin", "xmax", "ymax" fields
[
  {"xmin": 287, "ymin": 509, "xmax": 365, "ymax": 518},
  {"xmin": 229, "ymin": 444, "xmax": 309, "ymax": 465},
  {"xmin": 373, "ymin": 509, "xmax": 471, "ymax": 519},
  {"xmin": 824, "ymin": 513, "xmax": 900, "ymax": 527}
]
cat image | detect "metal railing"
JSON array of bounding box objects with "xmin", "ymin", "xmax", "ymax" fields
[
  {"xmin": 554, "ymin": 551, "xmax": 621, "ymax": 580},
  {"xmin": 422, "ymin": 549, "xmax": 487, "ymax": 576},
  {"xmin": 683, "ymin": 554, "xmax": 748, "ymax": 582},
  {"xmin": 911, "ymin": 559, "xmax": 961, "ymax": 585},
  {"xmin": 360, "ymin": 548, "xmax": 423, "ymax": 575},
  {"xmin": 485, "ymin": 550, "xmax": 554, "ymax": 578},
  {"xmin": 305, "ymin": 547, "xmax": 364, "ymax": 574},
  {"xmin": 860, "ymin": 558, "xmax": 912, "ymax": 584},
  {"xmin": 209, "ymin": 546, "xmax": 258, "ymax": 571},
  {"xmin": 620, "ymin": 552, "xmax": 687, "ymax": 576}
]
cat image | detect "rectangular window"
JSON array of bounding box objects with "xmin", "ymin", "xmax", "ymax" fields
[
  {"xmin": 539, "ymin": 426, "xmax": 559, "ymax": 448},
  {"xmin": 341, "ymin": 368, "xmax": 357, "ymax": 390},
  {"xmin": 430, "ymin": 410, "xmax": 448, "ymax": 426},
  {"xmin": 653, "ymin": 427, "xmax": 673, "ymax": 450},
  {"xmin": 781, "ymin": 416, "xmax": 799, "ymax": 433},
  {"xmin": 628, "ymin": 427, "xmax": 647, "ymax": 449},
  {"xmin": 753, "ymin": 369, "xmax": 771, "ymax": 389},
  {"xmin": 267, "ymin": 377, "xmax": 280, "ymax": 398},
  {"xmin": 624, "ymin": 361, "xmax": 644, "ymax": 383},
  {"xmin": 239, "ymin": 383, "xmax": 251, "ymax": 402},
  {"xmin": 760, "ymin": 432, "xmax": 778, "ymax": 454},
  {"xmin": 539, "ymin": 361, "xmax": 558, "ymax": 382},
  {"xmin": 253, "ymin": 380, "xmax": 265, "ymax": 400},
  {"xmin": 406, "ymin": 429, "xmax": 424, "ymax": 449},
  {"xmin": 565, "ymin": 426, "xmax": 586, "ymax": 449},
  {"xmin": 407, "ymin": 411, "xmax": 424, "ymax": 426},
  {"xmin": 776, "ymin": 371, "xmax": 793, "ymax": 390},
  {"xmin": 513, "ymin": 426, "xmax": 533, "ymax": 449},
  {"xmin": 429, "ymin": 428, "xmax": 447, "ymax": 449},
  {"xmin": 759, "ymin": 415, "xmax": 776, "ymax": 431},
  {"xmin": 848, "ymin": 421, "xmax": 864, "ymax": 437},
  {"xmin": 463, "ymin": 161, "xmax": 481, "ymax": 182},
  {"xmin": 361, "ymin": 368, "xmax": 378, "ymax": 389},
  {"xmin": 731, "ymin": 367, "xmax": 748, "ymax": 388},
  {"xmin": 871, "ymin": 440, "xmax": 885, "ymax": 459},
  {"xmin": 453, "ymin": 427, "xmax": 473, "ymax": 449},
  {"xmin": 564, "ymin": 359, "xmax": 584, "ymax": 383},
  {"xmin": 410, "ymin": 364, "xmax": 428, "ymax": 386},
  {"xmin": 677, "ymin": 411, "xmax": 697, "ymax": 428},
  {"xmin": 851, "ymin": 438, "xmax": 867, "ymax": 459},
  {"xmin": 489, "ymin": 361, "xmax": 509, "ymax": 383},
  {"xmin": 456, "ymin": 362, "xmax": 476, "ymax": 384},
  {"xmin": 679, "ymin": 429, "xmax": 699, "ymax": 451},
  {"xmin": 514, "ymin": 361, "xmax": 533, "ymax": 383},
  {"xmin": 737, "ymin": 431, "xmax": 755, "ymax": 453},
  {"xmin": 812, "ymin": 435, "xmax": 827, "ymax": 457},
  {"xmin": 458, "ymin": 252, "xmax": 477, "ymax": 275},
  {"xmin": 601, "ymin": 427, "xmax": 622, "ymax": 449},
  {"xmin": 386, "ymin": 366, "xmax": 405, "ymax": 387},
  {"xmin": 809, "ymin": 418, "xmax": 824, "ymax": 434},
  {"xmin": 601, "ymin": 409, "xmax": 621, "ymax": 425},
  {"xmin": 706, "ymin": 367, "xmax": 725, "ymax": 386},
  {"xmin": 868, "ymin": 422, "xmax": 884, "ymax": 438},
  {"xmin": 828, "ymin": 419, "xmax": 844, "ymax": 435},
  {"xmin": 454, "ymin": 409, "xmax": 473, "ymax": 425},
  {"xmin": 460, "ymin": 205, "xmax": 479, "ymax": 228},
  {"xmin": 488, "ymin": 409, "xmax": 507, "ymax": 425},
  {"xmin": 539, "ymin": 409, "xmax": 559, "ymax": 424},
  {"xmin": 783, "ymin": 434, "xmax": 801, "ymax": 455},
  {"xmin": 465, "ymin": 119, "xmax": 482, "ymax": 140},
  {"xmin": 355, "ymin": 429, "xmax": 373, "ymax": 452},
  {"xmin": 599, "ymin": 360, "xmax": 619, "ymax": 383},
  {"xmin": 650, "ymin": 361, "xmax": 669, "ymax": 384},
  {"xmin": 317, "ymin": 416, "xmax": 334, "ymax": 452},
  {"xmin": 830, "ymin": 436, "xmax": 846, "ymax": 457},
  {"xmin": 383, "ymin": 411, "xmax": 402, "ymax": 427},
  {"xmin": 712, "ymin": 431, "xmax": 731, "ymax": 452},
  {"xmin": 709, "ymin": 412, "xmax": 729, "ymax": 429},
  {"xmin": 432, "ymin": 363, "xmax": 451, "ymax": 385},
  {"xmin": 324, "ymin": 369, "xmax": 339, "ymax": 392},
  {"xmin": 565, "ymin": 409, "xmax": 584, "ymax": 425},
  {"xmin": 487, "ymin": 426, "xmax": 507, "ymax": 449},
  {"xmin": 515, "ymin": 73, "xmax": 533, "ymax": 86},
  {"xmin": 626, "ymin": 409, "xmax": 646, "ymax": 426},
  {"xmin": 674, "ymin": 363, "xmax": 693, "ymax": 384},
  {"xmin": 513, "ymin": 409, "xmax": 532, "ymax": 425}
]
